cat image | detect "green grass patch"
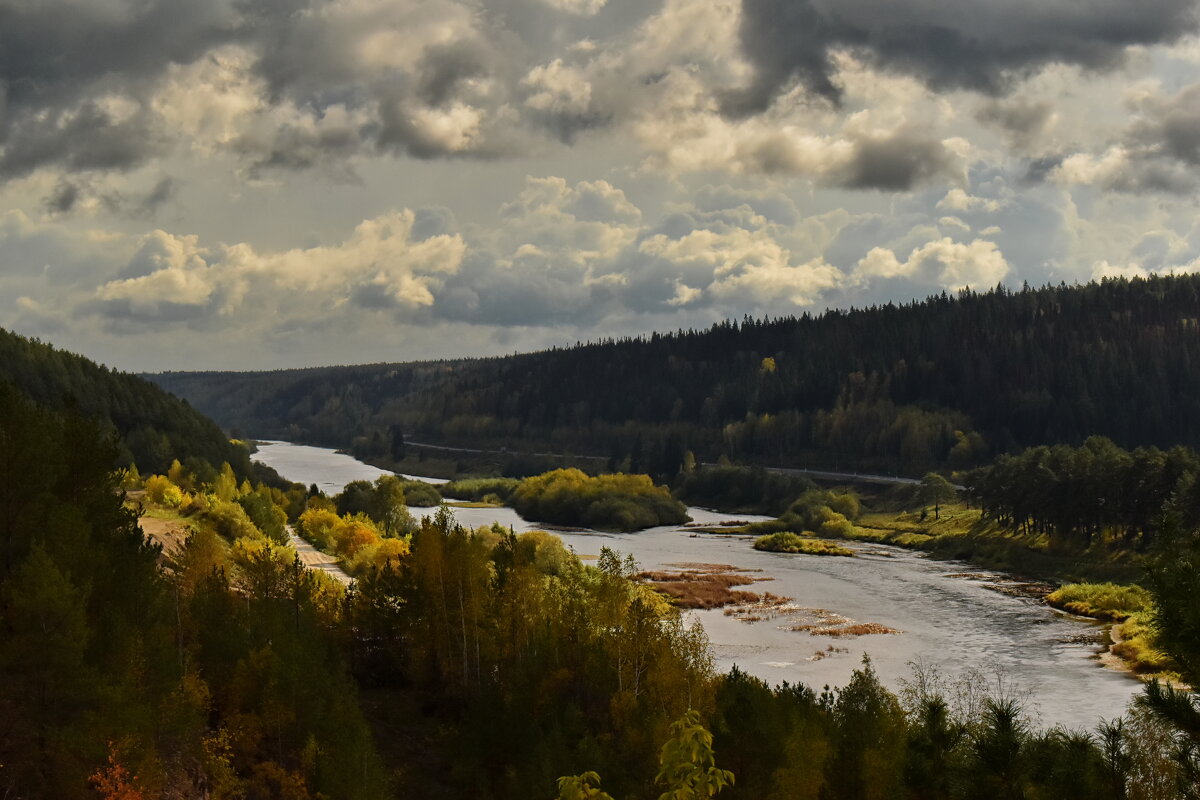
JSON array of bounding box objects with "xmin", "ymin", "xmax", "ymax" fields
[
  {"xmin": 1111, "ymin": 612, "xmax": 1177, "ymax": 676},
  {"xmin": 1045, "ymin": 582, "xmax": 1152, "ymax": 621},
  {"xmin": 753, "ymin": 532, "xmax": 854, "ymax": 557}
]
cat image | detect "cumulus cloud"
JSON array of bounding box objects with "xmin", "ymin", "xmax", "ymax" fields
[
  {"xmin": 854, "ymin": 238, "xmax": 1011, "ymax": 291},
  {"xmin": 1053, "ymin": 81, "xmax": 1200, "ymax": 193},
  {"xmin": 729, "ymin": 0, "xmax": 1199, "ymax": 113},
  {"xmin": 86, "ymin": 210, "xmax": 467, "ymax": 330}
]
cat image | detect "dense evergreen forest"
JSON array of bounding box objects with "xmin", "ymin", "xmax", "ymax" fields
[
  {"xmin": 0, "ymin": 327, "xmax": 250, "ymax": 476},
  {"xmin": 152, "ymin": 274, "xmax": 1200, "ymax": 476}
]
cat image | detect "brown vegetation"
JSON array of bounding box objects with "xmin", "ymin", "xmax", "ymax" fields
[{"xmin": 639, "ymin": 563, "xmax": 774, "ymax": 609}]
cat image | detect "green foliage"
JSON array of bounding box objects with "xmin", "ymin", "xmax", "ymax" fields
[
  {"xmin": 237, "ymin": 486, "xmax": 289, "ymax": 544},
  {"xmin": 400, "ymin": 478, "xmax": 442, "ymax": 506},
  {"xmin": 968, "ymin": 436, "xmax": 1200, "ymax": 552},
  {"xmin": 154, "ymin": 275, "xmax": 1200, "ymax": 477},
  {"xmin": 512, "ymin": 468, "xmax": 689, "ymax": 531},
  {"xmin": 557, "ymin": 772, "xmax": 616, "ymax": 800},
  {"xmin": 442, "ymin": 476, "xmax": 521, "ymax": 503},
  {"xmin": 918, "ymin": 472, "xmax": 959, "ymax": 506},
  {"xmin": 0, "ymin": 328, "xmax": 250, "ymax": 476},
  {"xmin": 746, "ymin": 489, "xmax": 861, "ymax": 540},
  {"xmin": 673, "ymin": 465, "xmax": 815, "ymax": 515},
  {"xmin": 200, "ymin": 497, "xmax": 263, "ymax": 543},
  {"xmin": 1045, "ymin": 582, "xmax": 1152, "ymax": 621},
  {"xmin": 655, "ymin": 710, "xmax": 735, "ymax": 799},
  {"xmin": 753, "ymin": 532, "xmax": 853, "ymax": 557},
  {"xmin": 1145, "ymin": 518, "xmax": 1200, "ymax": 685},
  {"xmin": 335, "ymin": 475, "xmax": 417, "ymax": 536}
]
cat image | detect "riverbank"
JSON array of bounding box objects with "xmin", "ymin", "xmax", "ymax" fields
[
  {"xmin": 254, "ymin": 439, "xmax": 1147, "ymax": 726},
  {"xmin": 734, "ymin": 502, "xmax": 1164, "ymax": 681}
]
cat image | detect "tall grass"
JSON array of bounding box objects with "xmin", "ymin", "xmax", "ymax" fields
[{"xmin": 1045, "ymin": 582, "xmax": 1152, "ymax": 621}]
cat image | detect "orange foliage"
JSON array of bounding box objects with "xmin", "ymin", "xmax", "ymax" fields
[{"xmin": 90, "ymin": 742, "xmax": 145, "ymax": 800}]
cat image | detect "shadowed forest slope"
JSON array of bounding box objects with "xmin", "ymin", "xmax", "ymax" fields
[
  {"xmin": 1, "ymin": 327, "xmax": 249, "ymax": 476},
  {"xmin": 151, "ymin": 275, "xmax": 1200, "ymax": 475}
]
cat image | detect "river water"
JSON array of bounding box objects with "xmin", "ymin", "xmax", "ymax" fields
[{"xmin": 253, "ymin": 440, "xmax": 1143, "ymax": 730}]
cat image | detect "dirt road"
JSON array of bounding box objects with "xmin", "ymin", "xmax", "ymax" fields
[{"xmin": 286, "ymin": 525, "xmax": 352, "ymax": 585}]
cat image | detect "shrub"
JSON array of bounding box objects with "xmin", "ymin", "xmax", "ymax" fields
[
  {"xmin": 443, "ymin": 477, "xmax": 521, "ymax": 503},
  {"xmin": 511, "ymin": 469, "xmax": 689, "ymax": 532},
  {"xmin": 144, "ymin": 475, "xmax": 184, "ymax": 508},
  {"xmin": 401, "ymin": 480, "xmax": 442, "ymax": 507},
  {"xmin": 201, "ymin": 498, "xmax": 262, "ymax": 542},
  {"xmin": 753, "ymin": 532, "xmax": 853, "ymax": 557}
]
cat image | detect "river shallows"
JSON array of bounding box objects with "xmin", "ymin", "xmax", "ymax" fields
[{"xmin": 253, "ymin": 440, "xmax": 1143, "ymax": 730}]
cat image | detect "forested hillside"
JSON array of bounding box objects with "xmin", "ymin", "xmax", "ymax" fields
[
  {"xmin": 0, "ymin": 327, "xmax": 249, "ymax": 476},
  {"xmin": 152, "ymin": 274, "xmax": 1200, "ymax": 475}
]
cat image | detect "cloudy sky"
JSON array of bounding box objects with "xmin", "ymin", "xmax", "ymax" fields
[{"xmin": 3, "ymin": 0, "xmax": 1200, "ymax": 371}]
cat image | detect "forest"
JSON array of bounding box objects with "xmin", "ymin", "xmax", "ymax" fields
[
  {"xmin": 152, "ymin": 274, "xmax": 1200, "ymax": 476},
  {"xmin": 0, "ymin": 327, "xmax": 251, "ymax": 476},
  {"xmin": 966, "ymin": 437, "xmax": 1200, "ymax": 554},
  {"xmin": 7, "ymin": 388, "xmax": 1200, "ymax": 798}
]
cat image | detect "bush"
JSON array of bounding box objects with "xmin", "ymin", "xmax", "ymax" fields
[
  {"xmin": 202, "ymin": 498, "xmax": 263, "ymax": 542},
  {"xmin": 753, "ymin": 532, "xmax": 853, "ymax": 557},
  {"xmin": 746, "ymin": 489, "xmax": 862, "ymax": 537},
  {"xmin": 443, "ymin": 477, "xmax": 521, "ymax": 503},
  {"xmin": 673, "ymin": 465, "xmax": 816, "ymax": 515},
  {"xmin": 298, "ymin": 508, "xmax": 344, "ymax": 551},
  {"xmin": 819, "ymin": 512, "xmax": 855, "ymax": 539},
  {"xmin": 401, "ymin": 480, "xmax": 442, "ymax": 507},
  {"xmin": 144, "ymin": 474, "xmax": 184, "ymax": 508},
  {"xmin": 511, "ymin": 469, "xmax": 689, "ymax": 532}
]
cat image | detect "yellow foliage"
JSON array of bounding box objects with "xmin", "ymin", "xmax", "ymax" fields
[
  {"xmin": 144, "ymin": 475, "xmax": 184, "ymax": 508},
  {"xmin": 334, "ymin": 519, "xmax": 380, "ymax": 558}
]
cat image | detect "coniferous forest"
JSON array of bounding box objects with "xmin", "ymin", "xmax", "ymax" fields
[
  {"xmin": 0, "ymin": 327, "xmax": 250, "ymax": 477},
  {"xmin": 151, "ymin": 275, "xmax": 1200, "ymax": 476}
]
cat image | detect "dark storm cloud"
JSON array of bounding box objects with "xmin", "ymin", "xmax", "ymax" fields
[
  {"xmin": 1023, "ymin": 155, "xmax": 1065, "ymax": 184},
  {"xmin": 0, "ymin": 100, "xmax": 167, "ymax": 180},
  {"xmin": 43, "ymin": 180, "xmax": 80, "ymax": 215},
  {"xmin": 976, "ymin": 98, "xmax": 1055, "ymax": 152},
  {"xmin": 416, "ymin": 43, "xmax": 490, "ymax": 107},
  {"xmin": 832, "ymin": 129, "xmax": 962, "ymax": 191},
  {"xmin": 729, "ymin": 0, "xmax": 1200, "ymax": 113},
  {"xmin": 0, "ymin": 0, "xmax": 237, "ymax": 106},
  {"xmin": 0, "ymin": 0, "xmax": 232, "ymax": 180},
  {"xmin": 1130, "ymin": 83, "xmax": 1200, "ymax": 167}
]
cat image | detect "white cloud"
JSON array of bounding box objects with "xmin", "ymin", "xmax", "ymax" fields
[
  {"xmin": 854, "ymin": 238, "xmax": 1010, "ymax": 290},
  {"xmin": 89, "ymin": 210, "xmax": 467, "ymax": 327}
]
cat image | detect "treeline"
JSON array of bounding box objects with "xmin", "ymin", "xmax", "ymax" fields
[
  {"xmin": 0, "ymin": 327, "xmax": 249, "ymax": 476},
  {"xmin": 967, "ymin": 436, "xmax": 1200, "ymax": 552},
  {"xmin": 153, "ymin": 274, "xmax": 1200, "ymax": 475}
]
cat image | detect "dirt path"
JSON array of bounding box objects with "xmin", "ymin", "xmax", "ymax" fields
[
  {"xmin": 138, "ymin": 515, "xmax": 191, "ymax": 556},
  {"xmin": 287, "ymin": 525, "xmax": 353, "ymax": 585}
]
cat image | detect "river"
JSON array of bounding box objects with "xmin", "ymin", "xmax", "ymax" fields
[{"xmin": 253, "ymin": 440, "xmax": 1143, "ymax": 730}]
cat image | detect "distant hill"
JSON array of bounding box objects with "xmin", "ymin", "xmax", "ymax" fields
[
  {"xmin": 149, "ymin": 274, "xmax": 1200, "ymax": 476},
  {"xmin": 0, "ymin": 327, "xmax": 250, "ymax": 476}
]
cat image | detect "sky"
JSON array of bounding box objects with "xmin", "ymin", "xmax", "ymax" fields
[{"xmin": 2, "ymin": 0, "xmax": 1200, "ymax": 372}]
